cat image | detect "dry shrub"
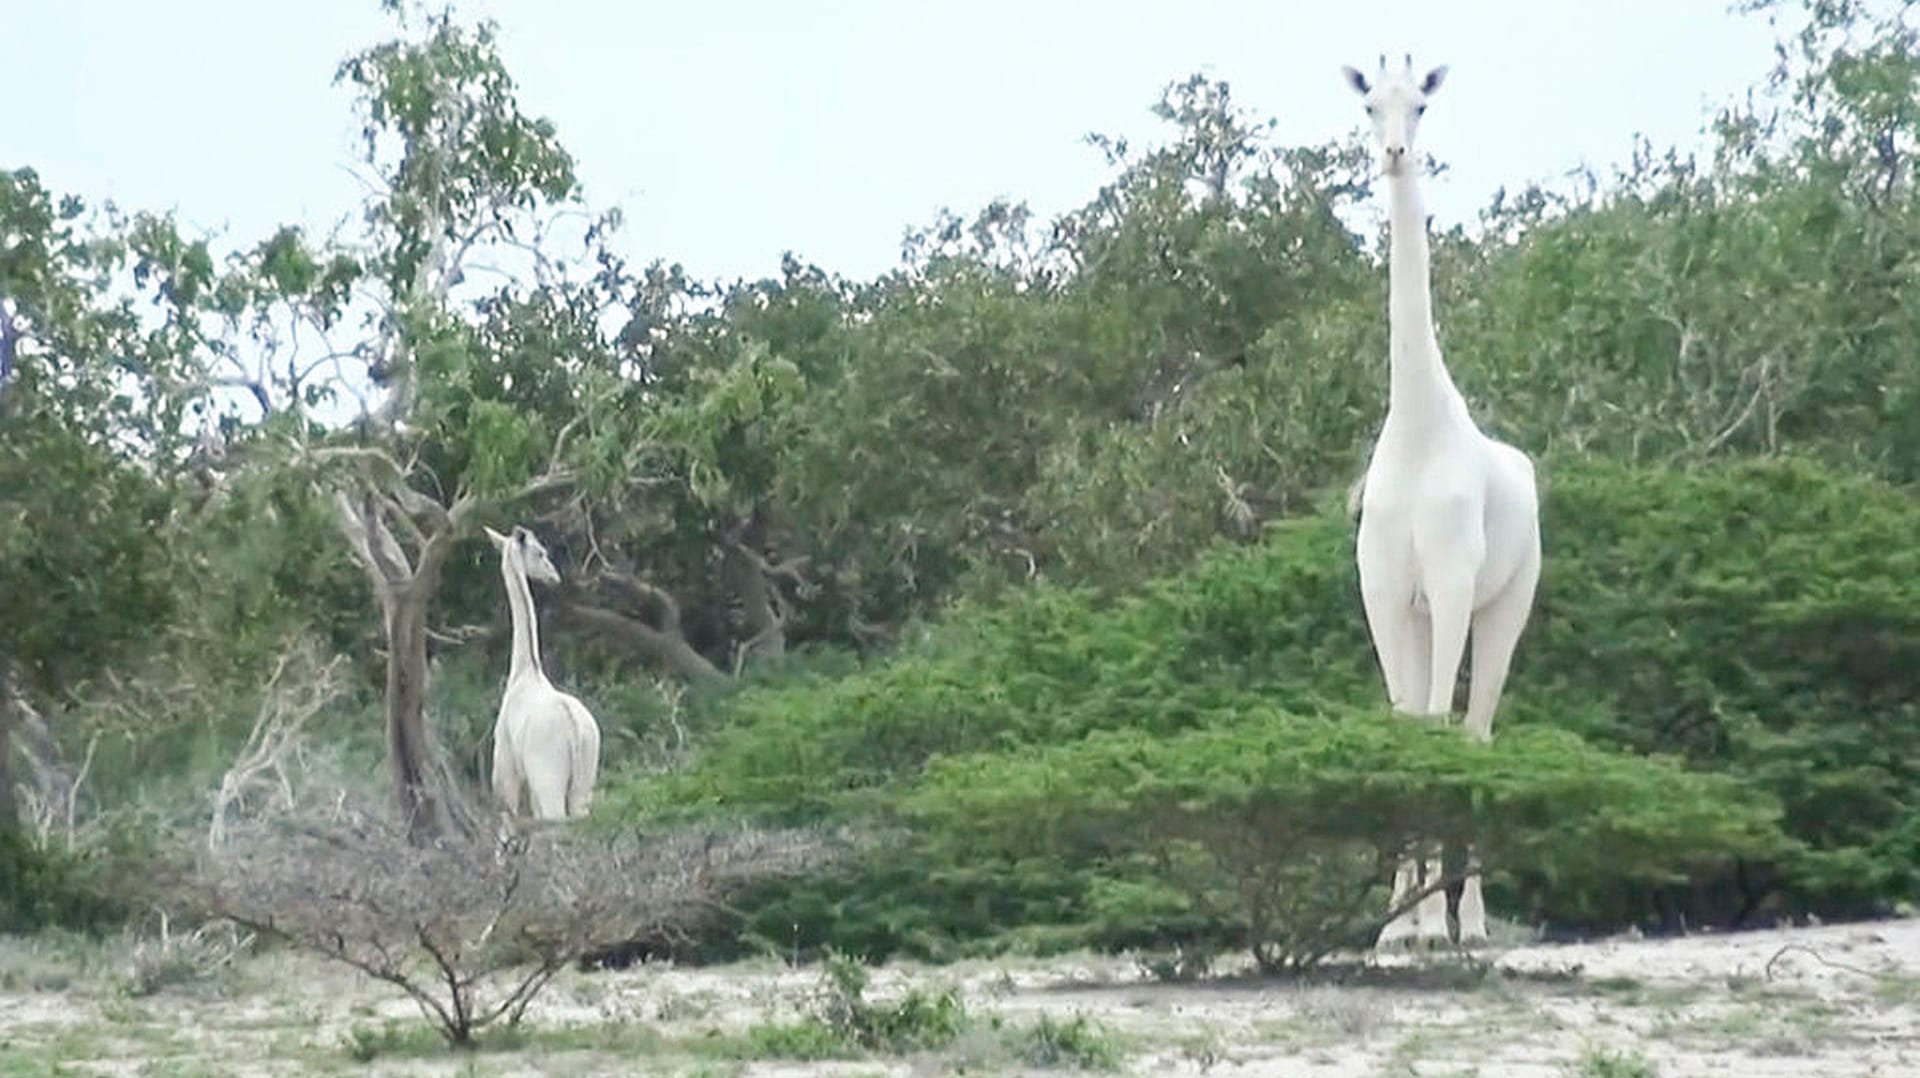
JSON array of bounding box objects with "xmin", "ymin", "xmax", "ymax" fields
[{"xmin": 192, "ymin": 804, "xmax": 825, "ymax": 1047}]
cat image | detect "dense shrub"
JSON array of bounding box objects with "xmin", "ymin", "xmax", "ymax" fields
[
  {"xmin": 909, "ymin": 712, "xmax": 1780, "ymax": 970},
  {"xmin": 603, "ymin": 457, "xmax": 1920, "ymax": 960},
  {"xmin": 0, "ymin": 830, "xmax": 118, "ymax": 934},
  {"xmin": 1510, "ymin": 457, "xmax": 1920, "ymax": 921}
]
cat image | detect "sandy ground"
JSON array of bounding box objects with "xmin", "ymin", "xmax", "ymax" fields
[{"xmin": 1, "ymin": 917, "xmax": 1915, "ymax": 1076}]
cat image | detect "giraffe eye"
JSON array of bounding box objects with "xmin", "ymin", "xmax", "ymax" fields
[{"xmin": 1416, "ymin": 104, "xmax": 1427, "ymax": 116}]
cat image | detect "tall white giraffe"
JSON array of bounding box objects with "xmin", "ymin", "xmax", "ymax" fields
[
  {"xmin": 1344, "ymin": 56, "xmax": 1542, "ymax": 949},
  {"xmin": 486, "ymin": 525, "xmax": 601, "ymax": 821}
]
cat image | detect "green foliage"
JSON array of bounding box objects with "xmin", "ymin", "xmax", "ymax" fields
[
  {"xmin": 0, "ymin": 830, "xmax": 117, "ymax": 933},
  {"xmin": 725, "ymin": 954, "xmax": 967, "ymax": 1060},
  {"xmin": 729, "ymin": 1018, "xmax": 860, "ymax": 1061},
  {"xmin": 1507, "ymin": 458, "xmax": 1920, "ymax": 919},
  {"xmin": 1009, "ymin": 1012, "xmax": 1126, "ymax": 1071},
  {"xmin": 613, "ymin": 456, "xmax": 1912, "ymax": 961},
  {"xmin": 1568, "ymin": 1047, "xmax": 1659, "ymax": 1078},
  {"xmin": 0, "ymin": 170, "xmax": 195, "ymax": 697},
  {"xmin": 812, "ymin": 954, "xmax": 968, "ymax": 1054},
  {"xmin": 341, "ymin": 1022, "xmax": 446, "ymax": 1062},
  {"xmin": 909, "ymin": 713, "xmax": 1778, "ymax": 971}
]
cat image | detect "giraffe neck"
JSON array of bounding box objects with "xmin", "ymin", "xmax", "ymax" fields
[
  {"xmin": 1385, "ymin": 164, "xmax": 1463, "ymax": 426},
  {"xmin": 500, "ymin": 552, "xmax": 545, "ymax": 686}
]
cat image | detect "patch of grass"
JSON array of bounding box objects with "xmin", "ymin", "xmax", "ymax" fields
[
  {"xmin": 695, "ymin": 956, "xmax": 968, "ymax": 1062},
  {"xmin": 0, "ymin": 1019, "xmax": 207, "ymax": 1078},
  {"xmin": 338, "ymin": 1017, "xmax": 671, "ymax": 1063},
  {"xmin": 0, "ymin": 930, "xmax": 106, "ymax": 994},
  {"xmin": 1009, "ymin": 1012, "xmax": 1125, "ymax": 1070},
  {"xmin": 653, "ymin": 988, "xmax": 720, "ymax": 1023},
  {"xmin": 1383, "ymin": 1030, "xmax": 1456, "ymax": 1074},
  {"xmin": 1290, "ymin": 988, "xmax": 1391, "ymax": 1040},
  {"xmin": 119, "ymin": 924, "xmax": 251, "ymax": 999},
  {"xmin": 0, "ymin": 1043, "xmax": 60, "ymax": 1078},
  {"xmin": 1174, "ymin": 1027, "xmax": 1232, "ymax": 1072},
  {"xmin": 811, "ymin": 954, "xmax": 969, "ymax": 1053},
  {"xmin": 1584, "ymin": 975, "xmax": 1701, "ymax": 1010},
  {"xmin": 96, "ymin": 997, "xmax": 153, "ymax": 1025},
  {"xmin": 134, "ymin": 1062, "xmax": 229, "ymax": 1078},
  {"xmin": 341, "ymin": 1022, "xmax": 449, "ymax": 1062},
  {"xmin": 1567, "ymin": 1047, "xmax": 1657, "ymax": 1078},
  {"xmin": 703, "ymin": 1019, "xmax": 861, "ymax": 1061},
  {"xmin": 1648, "ymin": 991, "xmax": 1853, "ymax": 1055},
  {"xmin": 1871, "ymin": 972, "xmax": 1920, "ymax": 1007}
]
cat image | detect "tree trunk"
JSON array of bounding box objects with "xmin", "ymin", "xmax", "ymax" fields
[
  {"xmin": 333, "ymin": 484, "xmax": 479, "ymax": 846},
  {"xmin": 726, "ymin": 543, "xmax": 787, "ymax": 667},
  {"xmin": 725, "ymin": 509, "xmax": 797, "ymax": 674},
  {"xmin": 383, "ymin": 588, "xmax": 462, "ymax": 843}
]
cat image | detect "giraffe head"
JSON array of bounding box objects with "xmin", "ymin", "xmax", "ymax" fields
[
  {"xmin": 485, "ymin": 524, "xmax": 562, "ymax": 585},
  {"xmin": 1342, "ymin": 54, "xmax": 1448, "ymax": 177}
]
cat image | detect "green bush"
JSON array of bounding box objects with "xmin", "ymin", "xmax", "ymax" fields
[
  {"xmin": 0, "ymin": 829, "xmax": 118, "ymax": 934},
  {"xmin": 604, "ymin": 457, "xmax": 1920, "ymax": 959},
  {"xmin": 1010, "ymin": 1012, "xmax": 1126, "ymax": 1071},
  {"xmin": 908, "ymin": 711, "xmax": 1781, "ymax": 971},
  {"xmin": 1513, "ymin": 458, "xmax": 1920, "ymax": 921}
]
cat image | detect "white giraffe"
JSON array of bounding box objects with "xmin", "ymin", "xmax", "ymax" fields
[
  {"xmin": 486, "ymin": 525, "xmax": 601, "ymax": 820},
  {"xmin": 1344, "ymin": 56, "xmax": 1542, "ymax": 949}
]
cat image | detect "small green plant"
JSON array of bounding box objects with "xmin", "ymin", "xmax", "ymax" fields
[
  {"xmin": 341, "ymin": 1022, "xmax": 444, "ymax": 1062},
  {"xmin": 1568, "ymin": 1047, "xmax": 1658, "ymax": 1078},
  {"xmin": 727, "ymin": 1019, "xmax": 858, "ymax": 1061},
  {"xmin": 714, "ymin": 955, "xmax": 969, "ymax": 1061},
  {"xmin": 0, "ymin": 827, "xmax": 118, "ymax": 933},
  {"xmin": 1011, "ymin": 1012, "xmax": 1125, "ymax": 1070},
  {"xmin": 814, "ymin": 953, "xmax": 968, "ymax": 1054}
]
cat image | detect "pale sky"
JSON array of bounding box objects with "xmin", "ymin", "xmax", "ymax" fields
[{"xmin": 9, "ymin": 2, "xmax": 1783, "ymax": 286}]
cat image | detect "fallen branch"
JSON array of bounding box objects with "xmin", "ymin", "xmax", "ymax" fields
[{"xmin": 1764, "ymin": 943, "xmax": 1879, "ymax": 982}]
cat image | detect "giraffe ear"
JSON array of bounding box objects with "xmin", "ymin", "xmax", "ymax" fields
[
  {"xmin": 1420, "ymin": 65, "xmax": 1449, "ymax": 95},
  {"xmin": 1342, "ymin": 65, "xmax": 1370, "ymax": 94},
  {"xmin": 483, "ymin": 526, "xmax": 509, "ymax": 549}
]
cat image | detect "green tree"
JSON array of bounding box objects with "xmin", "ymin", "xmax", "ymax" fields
[{"xmin": 0, "ymin": 168, "xmax": 213, "ymax": 828}]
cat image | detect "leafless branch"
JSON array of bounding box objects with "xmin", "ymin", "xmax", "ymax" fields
[
  {"xmin": 192, "ymin": 800, "xmax": 829, "ymax": 1046},
  {"xmin": 210, "ymin": 642, "xmax": 348, "ymax": 851}
]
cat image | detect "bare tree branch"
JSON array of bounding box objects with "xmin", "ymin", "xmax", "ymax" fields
[{"xmin": 192, "ymin": 800, "xmax": 828, "ymax": 1046}]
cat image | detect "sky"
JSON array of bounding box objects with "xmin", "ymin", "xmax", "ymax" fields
[{"xmin": 6, "ymin": 1, "xmax": 1786, "ymax": 286}]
